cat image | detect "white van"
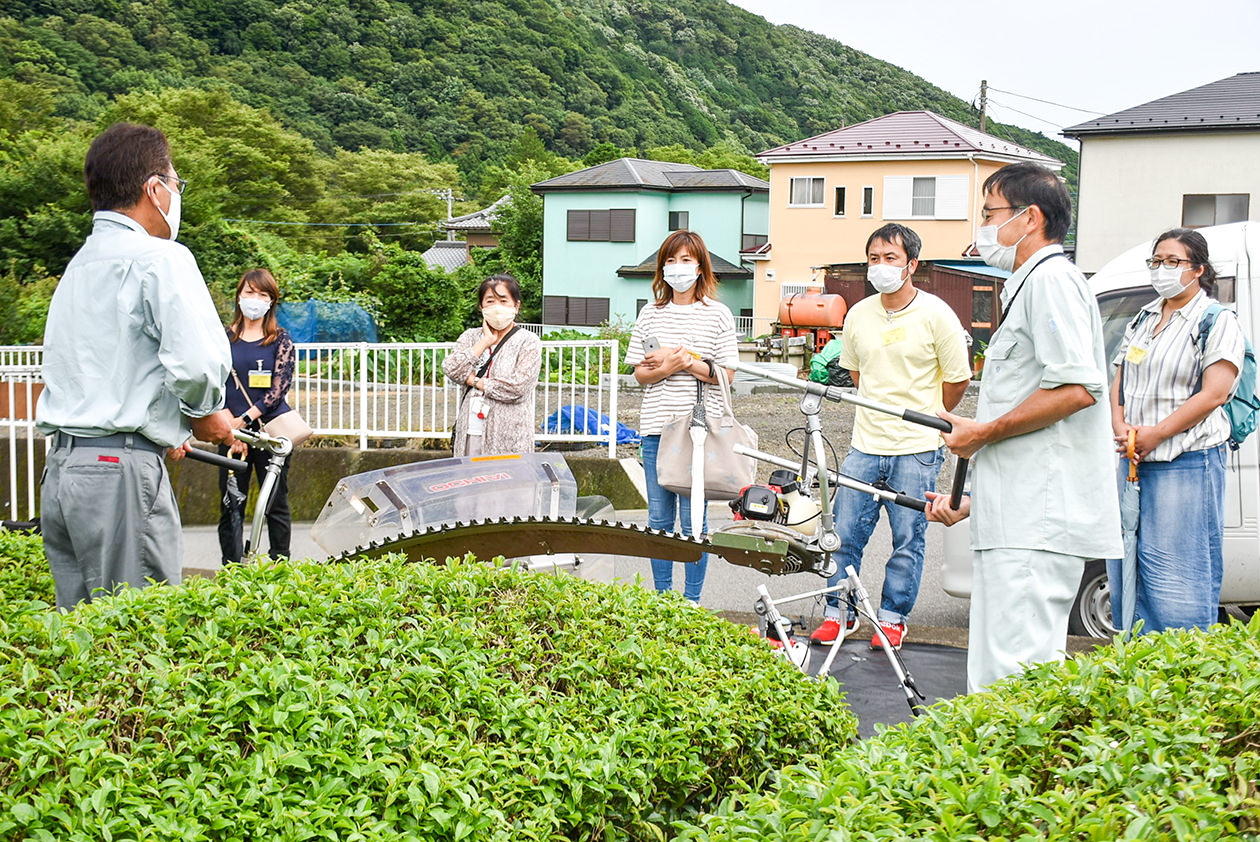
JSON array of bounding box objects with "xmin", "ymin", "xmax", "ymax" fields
[{"xmin": 941, "ymin": 221, "xmax": 1260, "ymax": 637}]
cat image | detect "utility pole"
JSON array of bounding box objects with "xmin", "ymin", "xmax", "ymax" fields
[{"xmin": 978, "ymin": 79, "xmax": 988, "ymax": 132}]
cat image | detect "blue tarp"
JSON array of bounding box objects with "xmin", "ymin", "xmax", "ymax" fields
[
  {"xmin": 278, "ymin": 300, "xmax": 378, "ymax": 343},
  {"xmin": 544, "ymin": 405, "xmax": 640, "ymax": 445}
]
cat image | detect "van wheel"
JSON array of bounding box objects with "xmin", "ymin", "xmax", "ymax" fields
[{"xmin": 1068, "ymin": 560, "xmax": 1117, "ymax": 639}]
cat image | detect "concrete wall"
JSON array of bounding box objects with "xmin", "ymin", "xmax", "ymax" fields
[
  {"xmin": 0, "ymin": 443, "xmax": 645, "ymax": 526},
  {"xmin": 1074, "ymin": 131, "xmax": 1260, "ymax": 273}
]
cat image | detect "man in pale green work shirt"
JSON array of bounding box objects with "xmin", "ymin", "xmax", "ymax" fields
[
  {"xmin": 927, "ymin": 162, "xmax": 1122, "ymax": 692},
  {"xmin": 36, "ymin": 122, "xmax": 235, "ymax": 609}
]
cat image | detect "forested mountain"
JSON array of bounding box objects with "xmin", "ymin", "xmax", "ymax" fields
[
  {"xmin": 0, "ymin": 0, "xmax": 1074, "ymax": 189},
  {"xmin": 0, "ymin": 0, "xmax": 1077, "ymax": 343}
]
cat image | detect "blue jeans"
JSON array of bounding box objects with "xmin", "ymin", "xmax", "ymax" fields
[
  {"xmin": 1107, "ymin": 445, "xmax": 1225, "ymax": 634},
  {"xmin": 825, "ymin": 447, "xmax": 945, "ymax": 624},
  {"xmin": 641, "ymin": 435, "xmax": 709, "ymax": 602}
]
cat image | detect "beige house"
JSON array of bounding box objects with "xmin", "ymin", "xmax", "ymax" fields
[
  {"xmin": 1065, "ymin": 72, "xmax": 1260, "ymax": 274},
  {"xmin": 750, "ymin": 111, "xmax": 1061, "ymax": 337}
]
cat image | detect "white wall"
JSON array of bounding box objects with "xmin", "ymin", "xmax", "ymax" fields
[{"xmin": 1075, "ymin": 131, "xmax": 1260, "ymax": 273}]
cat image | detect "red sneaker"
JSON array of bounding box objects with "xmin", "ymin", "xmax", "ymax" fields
[
  {"xmin": 870, "ymin": 621, "xmax": 906, "ymax": 650},
  {"xmin": 809, "ymin": 615, "xmax": 858, "ymax": 646}
]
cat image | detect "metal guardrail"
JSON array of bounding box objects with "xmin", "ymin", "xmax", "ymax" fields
[{"xmin": 1, "ymin": 340, "xmax": 624, "ymax": 522}]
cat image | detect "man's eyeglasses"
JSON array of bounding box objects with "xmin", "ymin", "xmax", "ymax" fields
[
  {"xmin": 149, "ymin": 173, "xmax": 188, "ymax": 195},
  {"xmin": 980, "ymin": 205, "xmax": 1026, "ymax": 224},
  {"xmin": 1145, "ymin": 257, "xmax": 1197, "ymax": 270}
]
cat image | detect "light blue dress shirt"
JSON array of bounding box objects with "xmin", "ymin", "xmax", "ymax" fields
[
  {"xmin": 36, "ymin": 211, "xmax": 231, "ymax": 447},
  {"xmin": 971, "ymin": 244, "xmax": 1123, "ymax": 558}
]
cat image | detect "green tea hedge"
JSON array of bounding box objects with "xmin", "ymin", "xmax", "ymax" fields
[
  {"xmin": 0, "ymin": 527, "xmax": 53, "ymax": 606},
  {"xmin": 0, "ymin": 532, "xmax": 855, "ymax": 841},
  {"xmin": 678, "ymin": 618, "xmax": 1260, "ymax": 840}
]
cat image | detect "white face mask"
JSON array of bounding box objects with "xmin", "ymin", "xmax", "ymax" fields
[
  {"xmin": 975, "ymin": 206, "xmax": 1029, "ymax": 272},
  {"xmin": 153, "ymin": 177, "xmax": 181, "ymax": 241},
  {"xmin": 1150, "ymin": 264, "xmax": 1193, "ymax": 299},
  {"xmin": 482, "ymin": 303, "xmax": 517, "ymax": 330},
  {"xmin": 663, "ymin": 263, "xmax": 699, "ymax": 293},
  {"xmin": 239, "ymin": 297, "xmax": 271, "ymax": 321},
  {"xmin": 867, "ymin": 262, "xmax": 908, "ymax": 295}
]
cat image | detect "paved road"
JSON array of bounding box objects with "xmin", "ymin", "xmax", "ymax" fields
[{"xmin": 183, "ymin": 502, "xmax": 972, "ymax": 633}]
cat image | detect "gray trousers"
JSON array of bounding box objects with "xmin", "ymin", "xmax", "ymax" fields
[{"xmin": 41, "ymin": 434, "xmax": 183, "ymax": 609}]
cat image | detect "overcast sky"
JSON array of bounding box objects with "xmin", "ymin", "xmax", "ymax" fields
[{"xmin": 728, "ymin": 0, "xmax": 1260, "ymax": 150}]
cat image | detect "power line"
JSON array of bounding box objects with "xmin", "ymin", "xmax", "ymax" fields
[
  {"xmin": 222, "ymin": 218, "xmax": 434, "ymax": 228},
  {"xmin": 986, "ymin": 97, "xmax": 1067, "ymax": 131},
  {"xmin": 986, "ymin": 86, "xmax": 1104, "ymax": 116}
]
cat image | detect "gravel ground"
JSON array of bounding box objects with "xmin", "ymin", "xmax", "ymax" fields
[{"xmin": 598, "ymin": 380, "xmax": 981, "ymax": 495}]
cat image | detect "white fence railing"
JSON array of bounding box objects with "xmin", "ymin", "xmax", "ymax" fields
[{"xmin": 1, "ymin": 340, "xmax": 623, "ymax": 522}]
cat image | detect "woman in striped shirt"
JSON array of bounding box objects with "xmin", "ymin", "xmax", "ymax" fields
[
  {"xmin": 625, "ymin": 231, "xmax": 739, "ymax": 604},
  {"xmin": 1109, "ymin": 228, "xmax": 1245, "ymax": 633}
]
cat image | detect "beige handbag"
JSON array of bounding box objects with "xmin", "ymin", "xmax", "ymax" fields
[
  {"xmin": 230, "ymin": 369, "xmax": 313, "ymax": 446},
  {"xmin": 657, "ymin": 364, "xmax": 757, "ymax": 500}
]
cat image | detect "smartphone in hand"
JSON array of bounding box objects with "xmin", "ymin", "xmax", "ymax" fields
[{"xmin": 644, "ymin": 336, "xmax": 660, "ymax": 353}]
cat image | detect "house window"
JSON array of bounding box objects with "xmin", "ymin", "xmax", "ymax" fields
[
  {"xmin": 668, "ymin": 211, "xmax": 689, "ymax": 231},
  {"xmin": 742, "ymin": 233, "xmax": 768, "ymax": 250},
  {"xmin": 789, "ymin": 177, "xmax": 825, "ymax": 207},
  {"xmin": 833, "ymin": 186, "xmax": 847, "ymax": 217},
  {"xmin": 567, "ymin": 209, "xmax": 636, "ymax": 242},
  {"xmin": 911, "ymin": 177, "xmax": 936, "ymax": 217},
  {"xmin": 542, "ymin": 295, "xmax": 611, "ymax": 327},
  {"xmin": 861, "ymin": 186, "xmax": 874, "ymax": 217},
  {"xmin": 883, "ymin": 175, "xmax": 968, "ymax": 220},
  {"xmin": 1183, "ymin": 194, "xmax": 1249, "ymax": 228}
]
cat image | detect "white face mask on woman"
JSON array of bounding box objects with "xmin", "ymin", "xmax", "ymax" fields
[
  {"xmin": 867, "ymin": 262, "xmax": 908, "ymax": 294},
  {"xmin": 1150, "ymin": 265, "xmax": 1193, "ymax": 299},
  {"xmin": 663, "ymin": 263, "xmax": 699, "ymax": 293},
  {"xmin": 482, "ymin": 303, "xmax": 517, "ymax": 330},
  {"xmin": 975, "ymin": 206, "xmax": 1029, "ymax": 272},
  {"xmin": 239, "ymin": 297, "xmax": 270, "ymax": 321}
]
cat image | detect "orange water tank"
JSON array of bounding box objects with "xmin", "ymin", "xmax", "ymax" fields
[{"xmin": 778, "ymin": 291, "xmax": 848, "ymax": 328}]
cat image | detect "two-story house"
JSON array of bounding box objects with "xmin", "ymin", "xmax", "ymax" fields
[
  {"xmin": 751, "ymin": 111, "xmax": 1062, "ymax": 344},
  {"xmin": 1065, "ymin": 72, "xmax": 1260, "ymax": 273},
  {"xmin": 532, "ymin": 158, "xmax": 768, "ymax": 332}
]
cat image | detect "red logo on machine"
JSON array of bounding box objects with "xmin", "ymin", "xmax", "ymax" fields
[{"xmin": 427, "ymin": 472, "xmax": 511, "ymax": 492}]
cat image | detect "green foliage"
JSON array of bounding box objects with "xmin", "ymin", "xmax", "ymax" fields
[
  {"xmin": 0, "ymin": 528, "xmax": 53, "ymax": 607},
  {"xmin": 678, "ymin": 617, "xmax": 1260, "ymax": 840},
  {"xmin": 0, "ymin": 541, "xmax": 855, "ymax": 839}
]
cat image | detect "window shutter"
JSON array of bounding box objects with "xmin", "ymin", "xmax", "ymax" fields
[
  {"xmin": 588, "ymin": 210, "xmax": 611, "ymax": 241},
  {"xmin": 543, "ymin": 295, "xmax": 568, "ymax": 325},
  {"xmin": 567, "ymin": 297, "xmax": 588, "ymax": 325},
  {"xmin": 610, "ymin": 209, "xmax": 636, "ymax": 242},
  {"xmin": 586, "ymin": 297, "xmax": 610, "ymax": 326},
  {"xmin": 567, "ymin": 210, "xmax": 589, "ymax": 241},
  {"xmin": 883, "ymin": 176, "xmax": 913, "ymax": 219},
  {"xmin": 935, "ymin": 175, "xmax": 969, "ymax": 219}
]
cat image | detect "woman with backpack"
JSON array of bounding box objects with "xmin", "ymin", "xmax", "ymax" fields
[{"xmin": 1108, "ymin": 228, "xmax": 1246, "ymax": 633}]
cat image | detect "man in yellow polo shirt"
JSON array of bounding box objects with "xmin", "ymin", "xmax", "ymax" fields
[{"xmin": 811, "ymin": 223, "xmax": 972, "ymax": 649}]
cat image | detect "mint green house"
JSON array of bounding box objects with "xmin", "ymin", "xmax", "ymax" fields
[{"xmin": 532, "ymin": 159, "xmax": 769, "ymax": 333}]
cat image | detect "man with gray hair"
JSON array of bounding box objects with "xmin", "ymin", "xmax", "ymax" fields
[{"xmin": 36, "ymin": 122, "xmax": 235, "ymax": 609}]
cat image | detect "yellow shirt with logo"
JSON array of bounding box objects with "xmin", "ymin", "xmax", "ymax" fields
[{"xmin": 838, "ymin": 289, "xmax": 971, "ymax": 455}]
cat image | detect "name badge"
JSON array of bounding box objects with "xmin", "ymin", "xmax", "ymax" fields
[
  {"xmin": 249, "ymin": 369, "xmax": 273, "ymax": 388},
  {"xmin": 881, "ymin": 326, "xmax": 906, "ymax": 346},
  {"xmin": 1125, "ymin": 345, "xmax": 1148, "ymax": 365}
]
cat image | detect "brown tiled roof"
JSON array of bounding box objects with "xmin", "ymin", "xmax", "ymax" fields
[
  {"xmin": 532, "ymin": 158, "xmax": 768, "ymax": 193},
  {"xmin": 1064, "ymin": 72, "xmax": 1260, "ymax": 137},
  {"xmin": 758, "ymin": 111, "xmax": 1060, "ymax": 166},
  {"xmin": 617, "ymin": 249, "xmax": 752, "ymax": 279}
]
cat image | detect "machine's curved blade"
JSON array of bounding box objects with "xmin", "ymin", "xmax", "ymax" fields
[{"xmin": 325, "ymin": 516, "xmax": 818, "ymax": 575}]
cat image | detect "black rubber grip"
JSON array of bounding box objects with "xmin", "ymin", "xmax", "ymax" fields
[
  {"xmin": 949, "ymin": 457, "xmax": 968, "ymax": 510},
  {"xmin": 184, "ymin": 447, "xmax": 249, "ymax": 472},
  {"xmin": 902, "ymin": 409, "xmax": 952, "ymax": 432},
  {"xmin": 894, "ymin": 493, "xmax": 928, "ymax": 512}
]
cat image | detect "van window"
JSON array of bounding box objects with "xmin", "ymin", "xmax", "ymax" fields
[{"xmin": 1097, "ymin": 288, "xmax": 1150, "ymax": 370}]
